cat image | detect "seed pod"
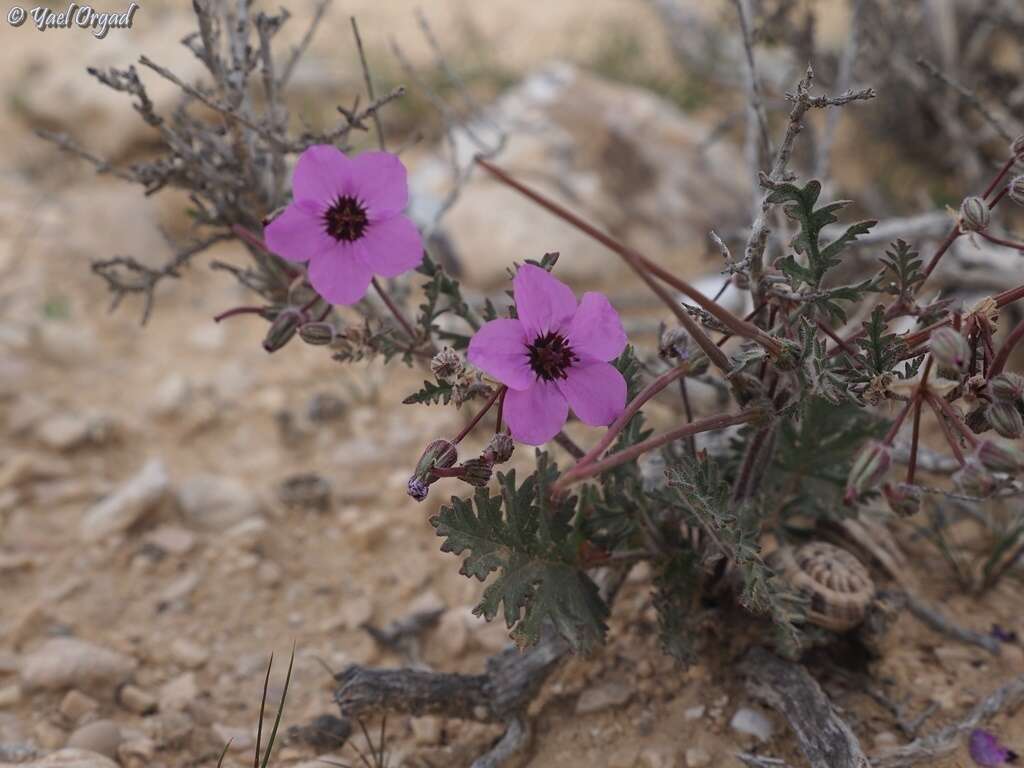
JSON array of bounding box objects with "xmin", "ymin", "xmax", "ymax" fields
[
  {"xmin": 262, "ymin": 310, "xmax": 301, "ymax": 353},
  {"xmin": 484, "ymin": 433, "xmax": 515, "ymax": 464},
  {"xmin": 976, "ymin": 440, "xmax": 1024, "ymax": 475},
  {"xmin": 954, "ymin": 460, "xmax": 996, "ymax": 497},
  {"xmin": 458, "ymin": 458, "xmax": 494, "ymax": 487},
  {"xmin": 406, "ymin": 439, "xmax": 459, "ymax": 503},
  {"xmin": 430, "ymin": 347, "xmax": 464, "ymax": 382},
  {"xmin": 298, "ymin": 322, "xmax": 336, "ymax": 346},
  {"xmin": 1013, "ymin": 135, "xmax": 1024, "ymax": 159},
  {"xmin": 986, "ymin": 402, "xmax": 1024, "ymax": 439},
  {"xmin": 929, "ymin": 327, "xmax": 969, "ymax": 373},
  {"xmin": 990, "ymin": 372, "xmax": 1024, "ymax": 404},
  {"xmin": 845, "ymin": 440, "xmax": 892, "ymax": 504},
  {"xmin": 1009, "ymin": 176, "xmax": 1024, "ymax": 207},
  {"xmin": 959, "ymin": 196, "xmax": 991, "ymax": 233},
  {"xmin": 883, "ymin": 482, "xmax": 921, "ymax": 517}
]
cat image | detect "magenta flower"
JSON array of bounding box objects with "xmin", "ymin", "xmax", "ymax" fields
[
  {"xmin": 264, "ymin": 145, "xmax": 423, "ymax": 304},
  {"xmin": 969, "ymin": 729, "xmax": 1018, "ymax": 766},
  {"xmin": 468, "ymin": 264, "xmax": 628, "ymax": 445}
]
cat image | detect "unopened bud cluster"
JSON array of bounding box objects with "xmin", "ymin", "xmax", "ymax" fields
[
  {"xmin": 406, "ymin": 431, "xmax": 517, "ymax": 502},
  {"xmin": 958, "ymin": 196, "xmax": 990, "ymax": 233}
]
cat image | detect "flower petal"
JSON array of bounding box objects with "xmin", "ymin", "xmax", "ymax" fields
[
  {"xmin": 504, "ymin": 380, "xmax": 569, "ymax": 445},
  {"xmin": 264, "ymin": 201, "xmax": 334, "ymax": 264},
  {"xmin": 467, "ymin": 319, "xmax": 534, "ymax": 391},
  {"xmin": 307, "ymin": 243, "xmax": 374, "ymax": 305},
  {"xmin": 350, "ymin": 151, "xmax": 410, "ymax": 219},
  {"xmin": 556, "ymin": 359, "xmax": 627, "ymax": 427},
  {"xmin": 292, "ymin": 145, "xmax": 352, "ymax": 204},
  {"xmin": 513, "ymin": 264, "xmax": 577, "ymax": 338},
  {"xmin": 359, "ymin": 215, "xmax": 424, "ymax": 277},
  {"xmin": 566, "ymin": 292, "xmax": 627, "ymax": 361}
]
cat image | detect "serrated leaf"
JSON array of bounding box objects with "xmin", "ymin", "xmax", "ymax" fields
[
  {"xmin": 403, "ymin": 379, "xmax": 454, "ymax": 406},
  {"xmin": 430, "ymin": 457, "xmax": 609, "ymax": 652}
]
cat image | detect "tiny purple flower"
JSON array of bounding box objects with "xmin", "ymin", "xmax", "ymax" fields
[
  {"xmin": 264, "ymin": 145, "xmax": 423, "ymax": 305},
  {"xmin": 970, "ymin": 729, "xmax": 1018, "ymax": 766},
  {"xmin": 467, "ymin": 264, "xmax": 628, "ymax": 445}
]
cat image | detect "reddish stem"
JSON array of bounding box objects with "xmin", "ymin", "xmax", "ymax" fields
[
  {"xmin": 979, "ymin": 231, "xmax": 1024, "ymax": 252},
  {"xmin": 214, "ymin": 306, "xmax": 267, "ymax": 322},
  {"xmin": 989, "ymin": 316, "xmax": 1024, "ymax": 377},
  {"xmin": 452, "ymin": 386, "xmax": 506, "ymax": 445},
  {"xmin": 552, "ymin": 410, "xmax": 756, "ymax": 492},
  {"xmin": 882, "ymin": 397, "xmax": 914, "ymax": 445},
  {"xmin": 925, "ymin": 394, "xmax": 967, "ymax": 465},
  {"xmin": 982, "ymin": 156, "xmax": 1019, "ymax": 200},
  {"xmin": 371, "ymin": 277, "xmax": 421, "ymax": 346},
  {"xmin": 927, "ymin": 392, "xmax": 979, "ymax": 449},
  {"xmin": 907, "ymin": 396, "xmax": 923, "ymax": 484},
  {"xmin": 494, "ymin": 387, "xmax": 507, "ymax": 433}
]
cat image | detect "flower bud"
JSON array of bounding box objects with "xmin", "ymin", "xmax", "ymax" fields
[
  {"xmin": 298, "ymin": 322, "xmax": 336, "ymax": 346},
  {"xmin": 929, "ymin": 327, "xmax": 969, "ymax": 373},
  {"xmin": 976, "ymin": 440, "xmax": 1024, "ymax": 475},
  {"xmin": 659, "ymin": 327, "xmax": 690, "ymax": 359},
  {"xmin": 770, "ymin": 338, "xmax": 802, "ymax": 372},
  {"xmin": 845, "ymin": 440, "xmax": 892, "ymax": 504},
  {"xmin": 958, "ymin": 196, "xmax": 991, "ymax": 233},
  {"xmin": 1013, "ymin": 135, "xmax": 1024, "ymax": 159},
  {"xmin": 954, "ymin": 460, "xmax": 996, "ymax": 497},
  {"xmin": 430, "ymin": 347, "xmax": 464, "ymax": 382},
  {"xmin": 484, "ymin": 433, "xmax": 515, "ymax": 464},
  {"xmin": 407, "ymin": 439, "xmax": 458, "ymax": 503},
  {"xmin": 262, "ymin": 309, "xmax": 301, "ymax": 353},
  {"xmin": 883, "ymin": 482, "xmax": 921, "ymax": 517},
  {"xmin": 989, "ymin": 372, "xmax": 1024, "ymax": 404},
  {"xmin": 458, "ymin": 458, "xmax": 494, "ymax": 487},
  {"xmin": 966, "ymin": 405, "xmax": 990, "ymax": 435},
  {"xmin": 986, "ymin": 402, "xmax": 1024, "ymax": 439},
  {"xmin": 1009, "ymin": 176, "xmax": 1024, "ymax": 207}
]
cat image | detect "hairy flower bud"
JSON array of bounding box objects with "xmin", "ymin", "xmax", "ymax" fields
[
  {"xmin": 1009, "ymin": 176, "xmax": 1024, "ymax": 207},
  {"xmin": 976, "ymin": 440, "xmax": 1024, "ymax": 475},
  {"xmin": 986, "ymin": 402, "xmax": 1024, "ymax": 439},
  {"xmin": 298, "ymin": 322, "xmax": 336, "ymax": 346},
  {"xmin": 845, "ymin": 440, "xmax": 891, "ymax": 504},
  {"xmin": 958, "ymin": 196, "xmax": 991, "ymax": 233},
  {"xmin": 262, "ymin": 309, "xmax": 301, "ymax": 353},
  {"xmin": 989, "ymin": 372, "xmax": 1024, "ymax": 404},
  {"xmin": 458, "ymin": 458, "xmax": 494, "ymax": 487},
  {"xmin": 954, "ymin": 460, "xmax": 996, "ymax": 497},
  {"xmin": 659, "ymin": 327, "xmax": 690, "ymax": 359},
  {"xmin": 883, "ymin": 482, "xmax": 921, "ymax": 517},
  {"xmin": 929, "ymin": 327, "xmax": 969, "ymax": 373},
  {"xmin": 770, "ymin": 338, "xmax": 802, "ymax": 372},
  {"xmin": 1013, "ymin": 135, "xmax": 1024, "ymax": 159},
  {"xmin": 484, "ymin": 433, "xmax": 515, "ymax": 464},
  {"xmin": 407, "ymin": 439, "xmax": 458, "ymax": 502},
  {"xmin": 430, "ymin": 347, "xmax": 464, "ymax": 382}
]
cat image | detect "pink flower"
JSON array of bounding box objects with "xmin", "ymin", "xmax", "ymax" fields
[
  {"xmin": 468, "ymin": 264, "xmax": 628, "ymax": 445},
  {"xmin": 264, "ymin": 145, "xmax": 423, "ymax": 304}
]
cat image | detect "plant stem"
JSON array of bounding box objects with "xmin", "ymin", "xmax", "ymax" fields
[
  {"xmin": 475, "ymin": 157, "xmax": 781, "ymax": 357},
  {"xmin": 573, "ymin": 363, "xmax": 692, "ymax": 469},
  {"xmin": 907, "ymin": 396, "xmax": 923, "ymax": 484},
  {"xmin": 371, "ymin": 277, "xmax": 421, "ymax": 346},
  {"xmin": 552, "ymin": 410, "xmax": 756, "ymax": 491},
  {"xmin": 989, "ymin": 316, "xmax": 1024, "ymax": 377},
  {"xmin": 452, "ymin": 385, "xmax": 506, "ymax": 445},
  {"xmin": 214, "ymin": 305, "xmax": 267, "ymax": 322},
  {"xmin": 925, "ymin": 394, "xmax": 967, "ymax": 465},
  {"xmin": 882, "ymin": 397, "xmax": 914, "ymax": 444},
  {"xmin": 979, "ymin": 231, "xmax": 1024, "ymax": 252}
]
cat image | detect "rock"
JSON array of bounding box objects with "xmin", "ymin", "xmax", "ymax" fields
[
  {"xmin": 223, "ymin": 517, "xmax": 268, "ymax": 551},
  {"xmin": 683, "ymin": 705, "xmax": 705, "ymax": 721},
  {"xmin": 116, "ymin": 738, "xmax": 155, "ymax": 768},
  {"xmin": 21, "ymin": 638, "xmax": 136, "ymax": 692},
  {"xmin": 286, "ymin": 714, "xmax": 351, "ymax": 753},
  {"xmin": 409, "ymin": 63, "xmax": 746, "ymax": 289},
  {"xmin": 639, "ymin": 747, "xmax": 678, "ymax": 768},
  {"xmin": 410, "ymin": 716, "xmax": 443, "ymax": 746},
  {"xmin": 149, "ymin": 375, "xmax": 192, "ymax": 418},
  {"xmin": 34, "ymin": 721, "xmax": 66, "ymax": 751},
  {"xmin": 325, "ymin": 596, "xmax": 374, "ymax": 632},
  {"xmin": 158, "ymin": 571, "xmax": 201, "ymax": 605},
  {"xmin": 59, "ymin": 690, "xmax": 99, "ymax": 724},
  {"xmin": 307, "ymin": 393, "xmax": 346, "ymax": 423},
  {"xmin": 436, "ymin": 609, "xmax": 470, "ymax": 657},
  {"xmin": 36, "ymin": 413, "xmax": 114, "ymax": 452},
  {"xmin": 211, "ymin": 723, "xmax": 254, "ymax": 752},
  {"xmin": 337, "ymin": 506, "xmax": 389, "ymax": 550},
  {"xmin": 277, "ymin": 474, "xmax": 332, "ymax": 512},
  {"xmin": 684, "ymin": 746, "xmax": 712, "ymax": 767},
  {"xmin": 79, "ymin": 459, "xmax": 169, "ymax": 542},
  {"xmin": 158, "ymin": 672, "xmax": 197, "ymax": 712},
  {"xmin": 575, "ymin": 681, "xmax": 632, "ymax": 714},
  {"xmin": 729, "ymin": 707, "xmax": 775, "ymax": 742},
  {"xmin": 143, "ymin": 526, "xmax": 195, "ymax": 556},
  {"xmin": 168, "ymin": 639, "xmax": 208, "ymax": 670},
  {"xmin": 0, "ymin": 683, "xmax": 22, "ymax": 708},
  {"xmin": 66, "ymin": 720, "xmax": 122, "ymax": 760},
  {"xmin": 14, "ymin": 748, "xmax": 119, "ymax": 768},
  {"xmin": 117, "ymin": 685, "xmax": 157, "ymax": 716},
  {"xmin": 178, "ymin": 475, "xmax": 261, "ymax": 531}
]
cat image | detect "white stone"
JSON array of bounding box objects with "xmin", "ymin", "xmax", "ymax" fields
[
  {"xmin": 684, "ymin": 746, "xmax": 711, "ymax": 767},
  {"xmin": 575, "ymin": 681, "xmax": 632, "ymax": 714},
  {"xmin": 729, "ymin": 707, "xmax": 775, "ymax": 742},
  {"xmin": 178, "ymin": 475, "xmax": 261, "ymax": 531},
  {"xmin": 79, "ymin": 459, "xmax": 168, "ymax": 542},
  {"xmin": 21, "ymin": 638, "xmax": 136, "ymax": 692},
  {"xmin": 158, "ymin": 672, "xmax": 198, "ymax": 712},
  {"xmin": 66, "ymin": 720, "xmax": 123, "ymax": 760},
  {"xmin": 14, "ymin": 748, "xmax": 119, "ymax": 768},
  {"xmin": 168, "ymin": 638, "xmax": 209, "ymax": 669}
]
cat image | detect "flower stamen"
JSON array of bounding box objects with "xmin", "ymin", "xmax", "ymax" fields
[
  {"xmin": 323, "ymin": 195, "xmax": 369, "ymax": 242},
  {"xmin": 528, "ymin": 331, "xmax": 577, "ymax": 381}
]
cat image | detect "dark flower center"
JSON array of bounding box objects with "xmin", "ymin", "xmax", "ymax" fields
[
  {"xmin": 323, "ymin": 195, "xmax": 368, "ymax": 242},
  {"xmin": 527, "ymin": 331, "xmax": 577, "ymax": 381}
]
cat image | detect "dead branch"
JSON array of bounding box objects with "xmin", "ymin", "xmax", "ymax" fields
[
  {"xmin": 742, "ymin": 647, "xmax": 871, "ymax": 768},
  {"xmin": 872, "ymin": 673, "xmax": 1024, "ymax": 768},
  {"xmin": 896, "ymin": 590, "xmax": 1001, "ymax": 655}
]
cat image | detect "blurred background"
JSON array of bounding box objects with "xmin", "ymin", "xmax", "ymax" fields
[{"xmin": 1, "ymin": 1, "xmax": 1023, "ymax": 766}]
